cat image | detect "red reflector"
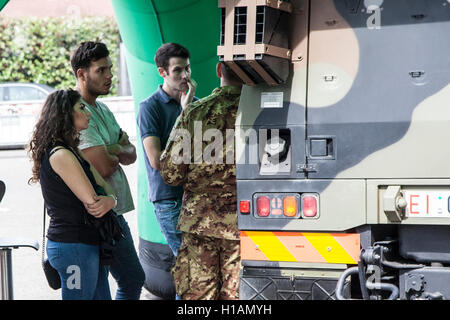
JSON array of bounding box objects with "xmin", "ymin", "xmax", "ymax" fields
[
  {"xmin": 240, "ymin": 200, "xmax": 250, "ymax": 214},
  {"xmin": 302, "ymin": 195, "xmax": 317, "ymax": 218},
  {"xmin": 256, "ymin": 196, "xmax": 270, "ymax": 217}
]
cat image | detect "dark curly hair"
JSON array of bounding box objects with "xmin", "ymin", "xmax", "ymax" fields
[
  {"xmin": 70, "ymin": 41, "xmax": 110, "ymax": 76},
  {"xmin": 28, "ymin": 89, "xmax": 81, "ymax": 184}
]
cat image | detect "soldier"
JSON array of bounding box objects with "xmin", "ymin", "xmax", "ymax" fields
[{"xmin": 160, "ymin": 61, "xmax": 243, "ymax": 300}]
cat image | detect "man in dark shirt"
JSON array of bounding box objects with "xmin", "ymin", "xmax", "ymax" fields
[{"xmin": 137, "ymin": 43, "xmax": 197, "ymax": 256}]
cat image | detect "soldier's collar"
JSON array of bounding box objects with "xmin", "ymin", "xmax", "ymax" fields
[{"xmin": 213, "ymin": 85, "xmax": 242, "ymax": 95}]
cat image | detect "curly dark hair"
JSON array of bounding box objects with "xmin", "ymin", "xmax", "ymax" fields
[
  {"xmin": 28, "ymin": 89, "xmax": 81, "ymax": 184},
  {"xmin": 70, "ymin": 41, "xmax": 110, "ymax": 76}
]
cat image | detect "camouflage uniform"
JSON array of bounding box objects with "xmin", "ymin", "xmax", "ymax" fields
[{"xmin": 160, "ymin": 85, "xmax": 242, "ymax": 299}]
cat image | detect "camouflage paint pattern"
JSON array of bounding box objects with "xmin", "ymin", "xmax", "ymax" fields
[{"xmin": 236, "ymin": 0, "xmax": 450, "ymax": 232}]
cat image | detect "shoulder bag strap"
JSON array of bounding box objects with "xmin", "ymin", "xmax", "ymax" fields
[{"xmin": 42, "ymin": 204, "xmax": 46, "ymax": 264}]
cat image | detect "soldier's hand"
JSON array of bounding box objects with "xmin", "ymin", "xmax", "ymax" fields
[{"xmin": 181, "ymin": 78, "xmax": 197, "ymax": 110}]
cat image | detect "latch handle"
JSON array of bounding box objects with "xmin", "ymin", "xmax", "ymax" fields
[{"xmin": 383, "ymin": 185, "xmax": 406, "ymax": 222}]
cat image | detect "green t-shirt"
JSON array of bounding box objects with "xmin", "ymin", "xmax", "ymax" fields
[{"xmin": 78, "ymin": 99, "xmax": 134, "ymax": 215}]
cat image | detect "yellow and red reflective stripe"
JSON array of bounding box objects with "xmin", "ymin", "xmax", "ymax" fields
[
  {"xmin": 243, "ymin": 231, "xmax": 297, "ymax": 262},
  {"xmin": 241, "ymin": 231, "xmax": 360, "ymax": 264}
]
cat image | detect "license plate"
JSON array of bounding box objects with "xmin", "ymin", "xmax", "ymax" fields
[{"xmin": 404, "ymin": 190, "xmax": 450, "ymax": 218}]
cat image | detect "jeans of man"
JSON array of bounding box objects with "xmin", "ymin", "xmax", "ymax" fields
[
  {"xmin": 153, "ymin": 198, "xmax": 182, "ymax": 300},
  {"xmin": 47, "ymin": 239, "xmax": 111, "ymax": 300},
  {"xmin": 153, "ymin": 198, "xmax": 183, "ymax": 257},
  {"xmin": 109, "ymin": 214, "xmax": 146, "ymax": 300}
]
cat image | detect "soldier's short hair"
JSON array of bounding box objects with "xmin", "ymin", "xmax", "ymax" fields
[
  {"xmin": 155, "ymin": 43, "xmax": 190, "ymax": 71},
  {"xmin": 71, "ymin": 41, "xmax": 110, "ymax": 77},
  {"xmin": 220, "ymin": 62, "xmax": 243, "ymax": 84}
]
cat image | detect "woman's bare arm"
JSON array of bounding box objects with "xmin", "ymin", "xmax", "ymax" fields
[{"xmin": 49, "ymin": 148, "xmax": 114, "ymax": 218}]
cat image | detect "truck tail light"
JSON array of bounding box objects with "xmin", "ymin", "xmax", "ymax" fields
[
  {"xmin": 283, "ymin": 196, "xmax": 297, "ymax": 217},
  {"xmin": 302, "ymin": 194, "xmax": 318, "ymax": 218},
  {"xmin": 256, "ymin": 196, "xmax": 270, "ymax": 217},
  {"xmin": 240, "ymin": 200, "xmax": 250, "ymax": 214}
]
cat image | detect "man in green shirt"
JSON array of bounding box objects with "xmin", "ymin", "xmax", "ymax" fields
[{"xmin": 71, "ymin": 41, "xmax": 145, "ymax": 300}]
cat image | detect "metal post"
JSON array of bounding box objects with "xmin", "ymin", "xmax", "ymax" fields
[{"xmin": 0, "ymin": 248, "xmax": 13, "ymax": 300}]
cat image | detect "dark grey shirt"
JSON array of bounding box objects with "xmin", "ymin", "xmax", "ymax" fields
[{"xmin": 137, "ymin": 86, "xmax": 195, "ymax": 202}]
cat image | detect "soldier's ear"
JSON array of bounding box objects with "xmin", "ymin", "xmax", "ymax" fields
[{"xmin": 216, "ymin": 62, "xmax": 222, "ymax": 79}]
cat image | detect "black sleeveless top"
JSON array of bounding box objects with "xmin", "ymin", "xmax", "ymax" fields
[{"xmin": 40, "ymin": 142, "xmax": 100, "ymax": 245}]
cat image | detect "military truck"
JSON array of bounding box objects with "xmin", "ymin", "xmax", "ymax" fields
[{"xmin": 218, "ymin": 0, "xmax": 450, "ymax": 300}]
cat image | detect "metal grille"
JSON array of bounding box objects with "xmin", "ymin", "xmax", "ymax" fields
[
  {"xmin": 240, "ymin": 274, "xmax": 344, "ymax": 300},
  {"xmin": 220, "ymin": 8, "xmax": 225, "ymax": 46},
  {"xmin": 255, "ymin": 6, "xmax": 265, "ymax": 44},
  {"xmin": 234, "ymin": 6, "xmax": 247, "ymax": 45}
]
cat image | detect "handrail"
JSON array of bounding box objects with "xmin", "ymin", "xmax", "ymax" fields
[{"xmin": 0, "ymin": 238, "xmax": 39, "ymax": 300}]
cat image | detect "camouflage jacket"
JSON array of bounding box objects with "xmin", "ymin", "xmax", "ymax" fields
[{"xmin": 160, "ymin": 85, "xmax": 242, "ymax": 240}]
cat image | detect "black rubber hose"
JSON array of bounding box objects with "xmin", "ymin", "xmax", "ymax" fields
[
  {"xmin": 365, "ymin": 280, "xmax": 399, "ymax": 300},
  {"xmin": 335, "ymin": 266, "xmax": 359, "ymax": 300},
  {"xmin": 358, "ymin": 261, "xmax": 370, "ymax": 300}
]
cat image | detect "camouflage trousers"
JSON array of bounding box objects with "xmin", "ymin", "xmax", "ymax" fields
[{"xmin": 171, "ymin": 232, "xmax": 240, "ymax": 300}]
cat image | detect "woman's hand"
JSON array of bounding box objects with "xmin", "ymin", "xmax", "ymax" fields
[{"xmin": 85, "ymin": 195, "xmax": 115, "ymax": 218}]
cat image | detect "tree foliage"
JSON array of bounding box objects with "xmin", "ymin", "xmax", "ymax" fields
[{"xmin": 0, "ymin": 16, "xmax": 120, "ymax": 95}]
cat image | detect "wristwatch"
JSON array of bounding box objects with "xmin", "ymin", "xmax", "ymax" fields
[{"xmin": 108, "ymin": 194, "xmax": 118, "ymax": 208}]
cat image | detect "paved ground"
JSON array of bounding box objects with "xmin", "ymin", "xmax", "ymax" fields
[{"xmin": 0, "ymin": 147, "xmax": 157, "ymax": 300}]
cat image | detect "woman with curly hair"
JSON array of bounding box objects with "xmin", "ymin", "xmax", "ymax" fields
[{"xmin": 28, "ymin": 89, "xmax": 120, "ymax": 300}]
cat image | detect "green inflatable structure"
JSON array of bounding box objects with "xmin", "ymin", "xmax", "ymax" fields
[
  {"xmin": 112, "ymin": 0, "xmax": 220, "ymax": 244},
  {"xmin": 111, "ymin": 0, "xmax": 220, "ymax": 298},
  {"xmin": 0, "ymin": 0, "xmax": 9, "ymax": 12}
]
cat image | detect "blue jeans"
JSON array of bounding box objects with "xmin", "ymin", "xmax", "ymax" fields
[
  {"xmin": 109, "ymin": 214, "xmax": 145, "ymax": 300},
  {"xmin": 46, "ymin": 240, "xmax": 111, "ymax": 300},
  {"xmin": 153, "ymin": 198, "xmax": 182, "ymax": 256}
]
